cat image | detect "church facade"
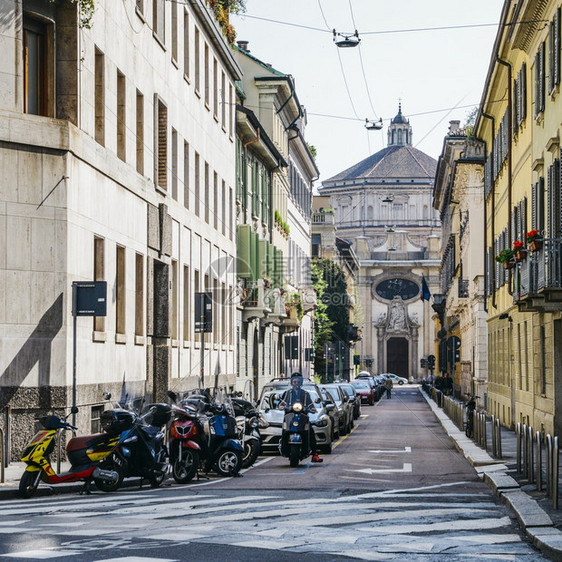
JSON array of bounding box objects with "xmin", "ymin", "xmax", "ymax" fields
[{"xmin": 319, "ymin": 106, "xmax": 441, "ymax": 380}]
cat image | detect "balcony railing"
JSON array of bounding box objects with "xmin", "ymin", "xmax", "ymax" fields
[
  {"xmin": 514, "ymin": 239, "xmax": 562, "ymax": 308},
  {"xmin": 458, "ymin": 279, "xmax": 469, "ymax": 298},
  {"xmin": 312, "ymin": 212, "xmax": 335, "ymax": 225}
]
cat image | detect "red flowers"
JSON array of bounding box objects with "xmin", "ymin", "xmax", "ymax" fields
[
  {"xmin": 513, "ymin": 240, "xmax": 524, "ymax": 250},
  {"xmin": 526, "ymin": 229, "xmax": 541, "ymax": 243}
]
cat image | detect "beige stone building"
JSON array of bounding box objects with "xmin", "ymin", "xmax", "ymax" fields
[
  {"xmin": 433, "ymin": 121, "xmax": 488, "ymax": 407},
  {"xmin": 0, "ymin": 0, "xmax": 241, "ymax": 456}
]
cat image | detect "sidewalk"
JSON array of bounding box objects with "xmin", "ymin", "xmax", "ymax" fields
[{"xmin": 421, "ymin": 390, "xmax": 562, "ymax": 560}]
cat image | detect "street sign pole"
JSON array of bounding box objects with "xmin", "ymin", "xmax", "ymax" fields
[{"xmin": 72, "ymin": 283, "xmax": 78, "ymax": 427}]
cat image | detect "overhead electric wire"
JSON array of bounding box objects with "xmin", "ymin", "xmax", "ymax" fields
[{"xmin": 317, "ymin": 0, "xmax": 331, "ymax": 31}]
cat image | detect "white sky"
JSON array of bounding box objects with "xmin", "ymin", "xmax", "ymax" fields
[{"xmin": 232, "ymin": 0, "xmax": 504, "ymax": 186}]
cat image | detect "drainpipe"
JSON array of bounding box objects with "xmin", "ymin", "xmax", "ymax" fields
[
  {"xmin": 496, "ymin": 55, "xmax": 514, "ymax": 295},
  {"xmin": 244, "ymin": 127, "xmax": 260, "ymax": 148}
]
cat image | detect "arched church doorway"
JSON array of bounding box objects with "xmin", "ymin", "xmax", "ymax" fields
[{"xmin": 387, "ymin": 337, "xmax": 409, "ymax": 378}]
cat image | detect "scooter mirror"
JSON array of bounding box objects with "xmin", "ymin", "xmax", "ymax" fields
[
  {"xmin": 102, "ymin": 391, "xmax": 112, "ymax": 401},
  {"xmin": 167, "ymin": 390, "xmax": 178, "ymax": 402},
  {"xmin": 70, "ymin": 405, "xmax": 79, "ymax": 414}
]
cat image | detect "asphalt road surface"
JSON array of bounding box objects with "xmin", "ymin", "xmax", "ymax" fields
[{"xmin": 0, "ymin": 385, "xmax": 546, "ymax": 561}]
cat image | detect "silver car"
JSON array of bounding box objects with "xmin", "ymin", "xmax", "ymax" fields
[{"xmin": 259, "ymin": 388, "xmax": 335, "ymax": 454}]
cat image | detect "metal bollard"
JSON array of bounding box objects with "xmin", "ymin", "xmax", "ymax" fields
[
  {"xmin": 553, "ymin": 436, "xmax": 559, "ymax": 510},
  {"xmin": 546, "ymin": 434, "xmax": 553, "ymax": 498},
  {"xmin": 516, "ymin": 423, "xmax": 522, "ymax": 472},
  {"xmin": 482, "ymin": 413, "xmax": 488, "ymax": 450},
  {"xmin": 495, "ymin": 418, "xmax": 502, "ymax": 459},
  {"xmin": 491, "ymin": 415, "xmax": 497, "ymax": 457},
  {"xmin": 523, "ymin": 424, "xmax": 528, "ymax": 476},
  {"xmin": 0, "ymin": 427, "xmax": 4, "ymax": 483},
  {"xmin": 536, "ymin": 430, "xmax": 543, "ymax": 491},
  {"xmin": 527, "ymin": 425, "xmax": 534, "ymax": 483}
]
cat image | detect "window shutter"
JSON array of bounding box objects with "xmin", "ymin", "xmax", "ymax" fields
[
  {"xmin": 549, "ymin": 20, "xmax": 555, "ymax": 94},
  {"xmin": 511, "ymin": 207, "xmax": 517, "ymax": 247},
  {"xmin": 522, "ymin": 63, "xmax": 527, "ymax": 121},
  {"xmin": 532, "ymin": 182, "xmax": 537, "ymax": 230},
  {"xmin": 541, "ymin": 41, "xmax": 546, "ymax": 113},
  {"xmin": 485, "ymin": 156, "xmax": 492, "ymax": 198},
  {"xmin": 522, "ymin": 196, "xmax": 528, "ymax": 236},
  {"xmin": 536, "ymin": 51, "xmax": 541, "ymax": 117},
  {"xmin": 556, "ymin": 158, "xmax": 561, "ymax": 238},
  {"xmin": 548, "ymin": 165, "xmax": 554, "ymax": 238},
  {"xmin": 554, "ymin": 8, "xmax": 560, "ymax": 85}
]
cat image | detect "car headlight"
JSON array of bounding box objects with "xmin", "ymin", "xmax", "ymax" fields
[
  {"xmin": 249, "ymin": 416, "xmax": 259, "ymax": 429},
  {"xmin": 314, "ymin": 417, "xmax": 329, "ymax": 428}
]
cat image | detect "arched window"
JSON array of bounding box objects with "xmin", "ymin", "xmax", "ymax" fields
[
  {"xmin": 391, "ymin": 130, "xmax": 395, "ymax": 144},
  {"xmin": 405, "ymin": 131, "xmax": 408, "ymax": 144},
  {"xmin": 397, "ymin": 129, "xmax": 402, "ymax": 144},
  {"xmin": 367, "ymin": 205, "xmax": 374, "ymax": 220}
]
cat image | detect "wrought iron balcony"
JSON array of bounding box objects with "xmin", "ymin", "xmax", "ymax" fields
[
  {"xmin": 514, "ymin": 238, "xmax": 562, "ymax": 311},
  {"xmin": 458, "ymin": 279, "xmax": 469, "ymax": 299},
  {"xmin": 242, "ymin": 279, "xmax": 271, "ymax": 322}
]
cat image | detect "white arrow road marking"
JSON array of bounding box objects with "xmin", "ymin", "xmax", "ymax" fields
[
  {"xmin": 348, "ymin": 463, "xmax": 413, "ymax": 475},
  {"xmin": 368, "ymin": 447, "xmax": 411, "ymax": 453}
]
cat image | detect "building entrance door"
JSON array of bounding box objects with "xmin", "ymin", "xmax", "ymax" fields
[{"xmin": 387, "ymin": 337, "xmax": 409, "ymax": 378}]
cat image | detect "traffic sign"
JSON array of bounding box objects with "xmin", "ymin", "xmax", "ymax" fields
[{"xmin": 447, "ymin": 336, "xmax": 461, "ymax": 350}]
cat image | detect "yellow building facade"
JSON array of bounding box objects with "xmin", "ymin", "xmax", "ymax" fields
[{"xmin": 476, "ymin": 1, "xmax": 562, "ymax": 435}]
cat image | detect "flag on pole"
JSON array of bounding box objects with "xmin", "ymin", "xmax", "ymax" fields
[{"xmin": 421, "ymin": 275, "xmax": 431, "ymax": 302}]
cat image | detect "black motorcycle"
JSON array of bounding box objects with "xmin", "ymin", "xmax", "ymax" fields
[
  {"xmin": 231, "ymin": 397, "xmax": 261, "ymax": 469},
  {"xmin": 101, "ymin": 403, "xmax": 172, "ymax": 488},
  {"xmin": 279, "ymin": 401, "xmax": 314, "ymax": 467}
]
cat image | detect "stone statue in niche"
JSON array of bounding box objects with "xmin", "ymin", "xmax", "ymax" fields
[{"xmin": 387, "ymin": 297, "xmax": 407, "ymax": 331}]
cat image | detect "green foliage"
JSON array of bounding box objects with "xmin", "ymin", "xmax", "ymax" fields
[
  {"xmin": 49, "ymin": 0, "xmax": 94, "ymax": 29},
  {"xmin": 311, "ymin": 259, "xmax": 351, "ymax": 377},
  {"xmin": 495, "ymin": 248, "xmax": 515, "ymax": 264},
  {"xmin": 307, "ymin": 143, "xmax": 317, "ymax": 160}
]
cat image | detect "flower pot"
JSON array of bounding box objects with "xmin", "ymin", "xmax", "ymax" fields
[
  {"xmin": 529, "ymin": 240, "xmax": 542, "ymax": 252},
  {"xmin": 504, "ymin": 261, "xmax": 514, "ymax": 270},
  {"xmin": 515, "ymin": 249, "xmax": 527, "ymax": 261}
]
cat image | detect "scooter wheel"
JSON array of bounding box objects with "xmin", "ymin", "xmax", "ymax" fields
[
  {"xmin": 289, "ymin": 446, "xmax": 300, "ymax": 467},
  {"xmin": 215, "ymin": 448, "xmax": 242, "ymax": 476},
  {"xmin": 241, "ymin": 439, "xmax": 261, "ymax": 469},
  {"xmin": 172, "ymin": 450, "xmax": 199, "ymax": 484},
  {"xmin": 18, "ymin": 471, "xmax": 41, "ymax": 498},
  {"xmin": 94, "ymin": 458, "xmax": 124, "ymax": 493}
]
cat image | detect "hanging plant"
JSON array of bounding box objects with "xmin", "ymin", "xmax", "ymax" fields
[
  {"xmin": 206, "ymin": 0, "xmax": 245, "ymax": 44},
  {"xmin": 50, "ymin": 0, "xmax": 95, "ymax": 29}
]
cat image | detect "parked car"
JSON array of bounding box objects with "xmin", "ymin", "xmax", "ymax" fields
[
  {"xmin": 339, "ymin": 383, "xmax": 361, "ymax": 419},
  {"xmin": 259, "ymin": 388, "xmax": 335, "ymax": 454},
  {"xmin": 356, "ymin": 373, "xmax": 384, "ymax": 401},
  {"xmin": 258, "ymin": 377, "xmax": 322, "ymax": 403},
  {"xmin": 321, "ymin": 384, "xmax": 354, "ymax": 435},
  {"xmin": 380, "ymin": 373, "xmax": 409, "ymax": 385},
  {"xmin": 350, "ymin": 379, "xmax": 375, "ymax": 406}
]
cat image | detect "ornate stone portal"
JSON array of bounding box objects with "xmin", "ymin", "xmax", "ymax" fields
[{"xmin": 375, "ymin": 297, "xmax": 419, "ymax": 377}]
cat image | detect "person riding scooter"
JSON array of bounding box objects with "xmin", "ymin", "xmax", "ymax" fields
[{"xmin": 280, "ymin": 373, "xmax": 323, "ymax": 463}]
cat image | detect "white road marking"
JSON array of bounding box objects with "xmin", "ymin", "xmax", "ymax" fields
[
  {"xmin": 1, "ymin": 550, "xmax": 82, "ymax": 559},
  {"xmin": 349, "ymin": 463, "xmax": 413, "ymax": 475},
  {"xmin": 368, "ymin": 446, "xmax": 411, "ymax": 453}
]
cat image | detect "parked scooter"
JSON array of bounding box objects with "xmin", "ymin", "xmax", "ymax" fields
[
  {"xmin": 174, "ymin": 389, "xmax": 243, "ymax": 477},
  {"xmin": 279, "ymin": 401, "xmax": 315, "ymax": 467},
  {"xmin": 103, "ymin": 403, "xmax": 172, "ymax": 488},
  {"xmin": 231, "ymin": 396, "xmax": 261, "ymax": 469},
  {"xmin": 166, "ymin": 395, "xmax": 201, "ymax": 484},
  {"xmin": 19, "ymin": 407, "xmax": 124, "ymax": 498}
]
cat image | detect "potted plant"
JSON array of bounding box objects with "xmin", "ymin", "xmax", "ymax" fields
[
  {"xmin": 513, "ymin": 240, "xmax": 527, "ymax": 261},
  {"xmin": 495, "ymin": 248, "xmax": 516, "ymax": 269},
  {"xmin": 526, "ymin": 229, "xmax": 543, "ymax": 251}
]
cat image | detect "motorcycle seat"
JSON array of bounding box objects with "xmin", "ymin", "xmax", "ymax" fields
[{"xmin": 66, "ymin": 433, "xmax": 108, "ymax": 452}]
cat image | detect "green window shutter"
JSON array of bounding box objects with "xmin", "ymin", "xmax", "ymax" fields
[
  {"xmin": 236, "ymin": 225, "xmax": 252, "ymax": 279},
  {"xmin": 251, "ymin": 230, "xmax": 259, "ymax": 282},
  {"xmin": 258, "ymin": 239, "xmax": 268, "ymax": 279}
]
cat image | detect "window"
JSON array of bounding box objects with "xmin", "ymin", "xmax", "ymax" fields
[
  {"xmin": 155, "ymin": 95, "xmax": 168, "ymax": 190},
  {"xmin": 171, "ymin": 0, "xmax": 178, "ymax": 62},
  {"xmin": 183, "ymin": 141, "xmax": 189, "ymax": 209},
  {"xmin": 95, "ymin": 48, "xmax": 105, "ymax": 145},
  {"xmin": 213, "ymin": 58, "xmax": 218, "ymax": 119},
  {"xmin": 229, "ymin": 187, "xmax": 233, "ymax": 239},
  {"xmin": 183, "ymin": 265, "xmax": 190, "ymax": 342},
  {"xmin": 136, "ymin": 0, "xmax": 144, "ymax": 15},
  {"xmin": 194, "ymin": 151, "xmax": 200, "ymax": 216},
  {"xmin": 171, "ymin": 128, "xmax": 178, "ymax": 200},
  {"xmin": 535, "ymin": 41, "xmax": 545, "ymax": 117},
  {"xmin": 153, "ymin": 0, "xmax": 165, "ymax": 43},
  {"xmin": 116, "ymin": 245, "xmax": 126, "ymax": 336},
  {"xmin": 171, "ymin": 260, "xmax": 178, "ymax": 340},
  {"xmin": 183, "ymin": 11, "xmax": 190, "ymax": 79},
  {"xmin": 312, "ymin": 234, "xmax": 321, "ymax": 258},
  {"xmin": 221, "ymin": 180, "xmax": 226, "ymax": 235},
  {"xmin": 221, "ymin": 72, "xmax": 226, "ymax": 128},
  {"xmin": 221, "ymin": 281, "xmax": 226, "ymax": 342},
  {"xmin": 213, "ymin": 171, "xmax": 218, "ymax": 229},
  {"xmin": 204, "ymin": 274, "xmax": 210, "ymax": 343},
  {"xmin": 194, "ymin": 28, "xmax": 200, "ymax": 93},
  {"xmin": 549, "ymin": 9, "xmax": 561, "ymax": 94},
  {"xmin": 23, "ymin": 16, "xmax": 52, "ymax": 116},
  {"xmin": 91, "ymin": 405, "xmax": 103, "ymax": 433},
  {"xmin": 117, "ymin": 70, "xmax": 126, "ymax": 162},
  {"xmin": 136, "ymin": 90, "xmax": 144, "ymax": 174},
  {"xmin": 204, "ymin": 43, "xmax": 210, "ymax": 107},
  {"xmin": 205, "ymin": 162, "xmax": 209, "ymax": 223},
  {"xmin": 135, "ymin": 253, "xmax": 144, "ymax": 337},
  {"xmin": 213, "ymin": 277, "xmax": 218, "ymax": 343},
  {"xmin": 229, "ymin": 83, "xmax": 233, "ymax": 137},
  {"xmin": 94, "ymin": 237, "xmax": 105, "ymax": 333}
]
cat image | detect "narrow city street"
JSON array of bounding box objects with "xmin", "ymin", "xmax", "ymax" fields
[{"xmin": 0, "ymin": 386, "xmax": 544, "ymax": 561}]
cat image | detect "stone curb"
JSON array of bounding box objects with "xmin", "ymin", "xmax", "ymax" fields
[{"xmin": 420, "ymin": 389, "xmax": 562, "ymax": 560}]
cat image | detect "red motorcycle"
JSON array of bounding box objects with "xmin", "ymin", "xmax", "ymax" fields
[{"xmin": 167, "ymin": 402, "xmax": 201, "ymax": 484}]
